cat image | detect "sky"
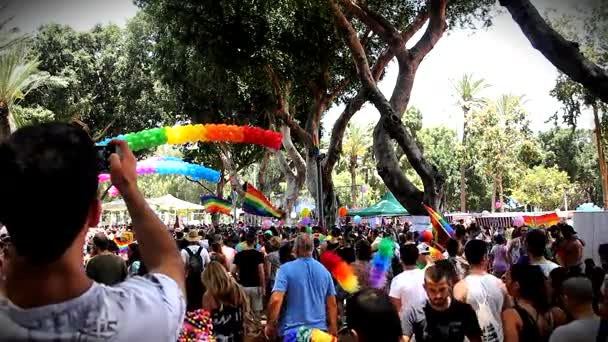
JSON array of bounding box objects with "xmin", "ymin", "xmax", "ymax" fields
[{"xmin": 5, "ymin": 0, "xmax": 598, "ymax": 133}]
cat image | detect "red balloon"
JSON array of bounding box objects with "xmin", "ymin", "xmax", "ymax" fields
[
  {"xmin": 420, "ymin": 230, "xmax": 434, "ymax": 243},
  {"xmin": 338, "ymin": 207, "xmax": 348, "ymax": 217}
]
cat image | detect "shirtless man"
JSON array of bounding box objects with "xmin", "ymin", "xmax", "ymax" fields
[{"xmin": 557, "ymin": 224, "xmax": 584, "ymax": 273}]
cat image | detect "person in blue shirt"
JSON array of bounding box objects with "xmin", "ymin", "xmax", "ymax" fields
[{"xmin": 265, "ymin": 233, "xmax": 338, "ymax": 340}]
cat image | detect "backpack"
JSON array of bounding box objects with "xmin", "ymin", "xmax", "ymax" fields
[
  {"xmin": 184, "ymin": 247, "xmax": 205, "ymax": 311},
  {"xmin": 185, "ymin": 246, "xmax": 204, "ymax": 275}
]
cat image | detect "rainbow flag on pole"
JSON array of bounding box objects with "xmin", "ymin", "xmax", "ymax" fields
[
  {"xmin": 242, "ymin": 183, "xmax": 283, "ymax": 218},
  {"xmin": 200, "ymin": 195, "xmax": 232, "ymax": 215},
  {"xmin": 423, "ymin": 204, "xmax": 455, "ymax": 246},
  {"xmin": 113, "ymin": 237, "xmax": 129, "ymax": 253}
]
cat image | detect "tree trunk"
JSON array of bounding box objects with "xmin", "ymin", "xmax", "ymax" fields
[
  {"xmin": 350, "ymin": 156, "xmax": 358, "ymax": 207},
  {"xmin": 322, "ymin": 171, "xmax": 338, "ymax": 228},
  {"xmin": 459, "ymin": 165, "xmax": 466, "ymax": 213},
  {"xmin": 460, "ymin": 107, "xmax": 470, "ymax": 212},
  {"xmin": 498, "ymin": 174, "xmax": 505, "ymax": 213},
  {"xmin": 500, "ymin": 0, "xmax": 608, "ymax": 104},
  {"xmin": 276, "ymin": 126, "xmax": 306, "ymax": 224},
  {"xmin": 330, "ymin": 0, "xmax": 448, "ymax": 214},
  {"xmin": 0, "ymin": 103, "xmax": 10, "ymax": 141},
  {"xmin": 491, "ymin": 177, "xmax": 497, "ymax": 213},
  {"xmin": 305, "ymin": 151, "xmax": 319, "ymax": 204},
  {"xmin": 592, "ymin": 104, "xmax": 608, "ymax": 209},
  {"xmin": 257, "ymin": 151, "xmax": 271, "ymax": 194}
]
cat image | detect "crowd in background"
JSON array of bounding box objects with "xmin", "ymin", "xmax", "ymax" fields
[{"xmin": 1, "ymin": 122, "xmax": 608, "ymax": 342}]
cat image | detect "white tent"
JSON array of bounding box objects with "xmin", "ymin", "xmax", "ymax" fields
[
  {"xmin": 147, "ymin": 194, "xmax": 205, "ymax": 211},
  {"xmin": 102, "ymin": 199, "xmax": 128, "ymax": 212}
]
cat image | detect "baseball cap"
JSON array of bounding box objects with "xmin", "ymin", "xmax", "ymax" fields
[{"xmin": 417, "ymin": 242, "xmax": 431, "ymax": 255}]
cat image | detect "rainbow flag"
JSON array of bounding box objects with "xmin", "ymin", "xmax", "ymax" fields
[
  {"xmin": 423, "ymin": 204, "xmax": 455, "ymax": 247},
  {"xmin": 113, "ymin": 237, "xmax": 129, "ymax": 253},
  {"xmin": 523, "ymin": 212, "xmax": 560, "ymax": 228},
  {"xmin": 242, "ymin": 183, "xmax": 283, "ymax": 218},
  {"xmin": 200, "ymin": 195, "xmax": 232, "ymax": 215}
]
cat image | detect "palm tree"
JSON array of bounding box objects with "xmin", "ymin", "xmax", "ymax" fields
[
  {"xmin": 0, "ymin": 45, "xmax": 62, "ymax": 140},
  {"xmin": 453, "ymin": 74, "xmax": 489, "ymax": 213},
  {"xmin": 343, "ymin": 123, "xmax": 370, "ymax": 207}
]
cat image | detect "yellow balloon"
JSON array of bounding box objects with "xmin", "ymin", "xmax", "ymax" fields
[
  {"xmin": 300, "ymin": 208, "xmax": 310, "ymax": 218},
  {"xmin": 165, "ymin": 126, "xmax": 181, "ymax": 144}
]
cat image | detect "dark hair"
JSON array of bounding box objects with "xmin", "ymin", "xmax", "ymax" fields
[
  {"xmin": 464, "ymin": 239, "xmax": 487, "ymax": 265},
  {"xmin": 355, "ymin": 240, "xmax": 372, "ymax": 261},
  {"xmin": 494, "ymin": 234, "xmax": 506, "ymax": 245},
  {"xmin": 446, "ymin": 238, "xmax": 459, "ymax": 257},
  {"xmin": 435, "ymin": 259, "xmax": 458, "ymax": 285},
  {"xmin": 345, "ymin": 289, "xmax": 402, "ymax": 342},
  {"xmin": 425, "ymin": 264, "xmax": 450, "ymax": 283},
  {"xmin": 93, "ymin": 235, "xmax": 110, "ymax": 251},
  {"xmin": 400, "ymin": 244, "xmax": 419, "ymax": 266},
  {"xmin": 0, "ymin": 123, "xmax": 98, "ymax": 264},
  {"xmin": 526, "ymin": 229, "xmax": 547, "ymax": 257},
  {"xmin": 455, "ymin": 225, "xmax": 466, "ymax": 239},
  {"xmin": 279, "ymin": 242, "xmax": 294, "ymax": 264},
  {"xmin": 245, "ymin": 232, "xmax": 256, "ymax": 244},
  {"xmin": 511, "ymin": 264, "xmax": 551, "ymax": 313},
  {"xmin": 127, "ymin": 242, "xmax": 141, "ymax": 266}
]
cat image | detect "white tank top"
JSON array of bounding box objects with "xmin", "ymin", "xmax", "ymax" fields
[{"xmin": 464, "ymin": 274, "xmax": 504, "ymax": 342}]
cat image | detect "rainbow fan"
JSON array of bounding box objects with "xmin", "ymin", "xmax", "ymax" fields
[
  {"xmin": 369, "ymin": 238, "xmax": 394, "ymax": 289},
  {"xmin": 320, "ymin": 250, "xmax": 359, "ymax": 293}
]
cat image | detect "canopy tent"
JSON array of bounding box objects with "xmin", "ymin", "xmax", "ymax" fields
[
  {"xmin": 102, "ymin": 199, "xmax": 128, "ymax": 212},
  {"xmin": 347, "ymin": 192, "xmax": 409, "ymax": 217},
  {"xmin": 147, "ymin": 194, "xmax": 205, "ymax": 211}
]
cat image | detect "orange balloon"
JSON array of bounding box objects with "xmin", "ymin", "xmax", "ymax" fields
[{"xmin": 338, "ymin": 207, "xmax": 348, "ymax": 217}]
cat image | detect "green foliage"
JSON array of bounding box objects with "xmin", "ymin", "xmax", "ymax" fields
[
  {"xmin": 548, "ymin": 2, "xmax": 608, "ymax": 127},
  {"xmin": 11, "ymin": 104, "xmax": 55, "ymax": 128},
  {"xmin": 453, "ymin": 73, "xmax": 489, "ymax": 115},
  {"xmin": 511, "ymin": 166, "xmax": 571, "ymax": 211},
  {"xmin": 468, "ymin": 94, "xmax": 529, "ymax": 180},
  {"xmin": 539, "ymin": 128, "xmax": 601, "ymax": 204},
  {"xmin": 0, "ymin": 45, "xmax": 65, "ymax": 126},
  {"xmin": 22, "ymin": 20, "xmax": 173, "ymax": 138}
]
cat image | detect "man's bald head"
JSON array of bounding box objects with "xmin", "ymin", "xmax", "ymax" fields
[{"xmin": 563, "ymin": 276, "xmax": 594, "ymax": 304}]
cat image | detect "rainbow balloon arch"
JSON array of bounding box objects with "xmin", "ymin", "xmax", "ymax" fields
[
  {"xmin": 97, "ymin": 124, "xmax": 283, "ymax": 199},
  {"xmin": 98, "ymin": 123, "xmax": 283, "ymax": 151}
]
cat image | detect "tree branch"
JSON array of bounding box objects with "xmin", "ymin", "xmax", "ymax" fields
[
  {"xmin": 326, "ymin": 78, "xmax": 350, "ymax": 104},
  {"xmin": 338, "ymin": 0, "xmax": 406, "ymax": 57},
  {"xmin": 266, "ymin": 65, "xmax": 315, "ymax": 147},
  {"xmin": 324, "ymin": 47, "xmax": 394, "ymax": 173},
  {"xmin": 500, "ymin": 0, "xmax": 608, "ymax": 103},
  {"xmin": 401, "ymin": 9, "xmax": 430, "ymax": 43},
  {"xmin": 185, "ymin": 177, "xmax": 215, "ymax": 195},
  {"xmin": 409, "ymin": 0, "xmax": 448, "ymax": 64}
]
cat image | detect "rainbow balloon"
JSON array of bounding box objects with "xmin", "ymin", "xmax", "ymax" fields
[
  {"xmin": 98, "ymin": 156, "xmax": 220, "ymax": 183},
  {"xmin": 99, "ymin": 157, "xmax": 220, "ymax": 197},
  {"xmin": 98, "ymin": 124, "xmax": 283, "ymax": 151}
]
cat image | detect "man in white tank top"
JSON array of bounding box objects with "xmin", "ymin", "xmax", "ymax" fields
[{"xmin": 454, "ymin": 240, "xmax": 510, "ymax": 342}]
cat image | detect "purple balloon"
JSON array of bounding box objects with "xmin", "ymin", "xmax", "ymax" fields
[{"xmin": 301, "ymin": 217, "xmax": 311, "ymax": 226}]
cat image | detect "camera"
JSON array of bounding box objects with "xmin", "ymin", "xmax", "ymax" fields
[{"xmin": 95, "ymin": 144, "xmax": 117, "ymax": 173}]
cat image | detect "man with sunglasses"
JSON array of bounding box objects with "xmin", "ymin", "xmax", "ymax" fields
[{"xmin": 0, "ymin": 123, "xmax": 185, "ymax": 341}]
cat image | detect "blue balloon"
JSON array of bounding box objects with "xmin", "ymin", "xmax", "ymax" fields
[{"xmin": 353, "ymin": 215, "xmax": 362, "ymax": 224}]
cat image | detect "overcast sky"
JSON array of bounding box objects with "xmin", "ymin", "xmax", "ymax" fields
[{"xmin": 5, "ymin": 0, "xmax": 599, "ymax": 133}]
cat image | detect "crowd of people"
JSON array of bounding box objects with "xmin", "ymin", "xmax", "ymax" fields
[{"xmin": 1, "ymin": 122, "xmax": 608, "ymax": 342}]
